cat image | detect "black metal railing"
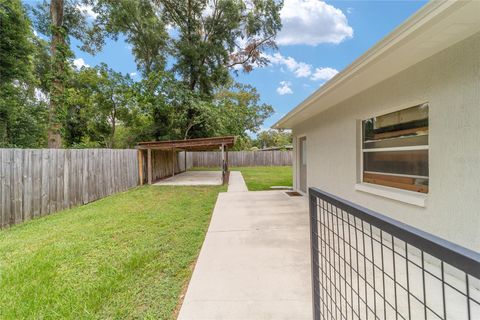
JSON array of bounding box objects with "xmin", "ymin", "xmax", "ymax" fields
[{"xmin": 309, "ymin": 187, "xmax": 480, "ymax": 320}]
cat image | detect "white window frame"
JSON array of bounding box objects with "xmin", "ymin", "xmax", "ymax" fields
[{"xmin": 356, "ymin": 102, "xmax": 429, "ymax": 207}]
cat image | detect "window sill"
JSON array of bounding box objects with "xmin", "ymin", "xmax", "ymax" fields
[{"xmin": 354, "ymin": 183, "xmax": 427, "ymax": 207}]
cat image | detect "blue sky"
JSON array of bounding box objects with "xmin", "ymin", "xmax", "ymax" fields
[{"xmin": 28, "ymin": 0, "xmax": 427, "ymax": 132}]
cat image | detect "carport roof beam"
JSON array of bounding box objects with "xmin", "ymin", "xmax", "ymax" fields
[{"xmin": 136, "ymin": 136, "xmax": 236, "ymax": 151}]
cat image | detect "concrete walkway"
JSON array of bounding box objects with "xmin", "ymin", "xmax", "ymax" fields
[
  {"xmin": 227, "ymin": 171, "xmax": 249, "ymax": 192},
  {"xmin": 178, "ymin": 182, "xmax": 311, "ymax": 319}
]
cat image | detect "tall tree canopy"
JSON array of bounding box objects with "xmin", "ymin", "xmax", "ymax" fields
[
  {"xmin": 0, "ymin": 0, "xmax": 48, "ymax": 147},
  {"xmin": 81, "ymin": 0, "xmax": 282, "ymax": 94},
  {"xmin": 3, "ymin": 0, "xmax": 281, "ymax": 148},
  {"xmin": 0, "ymin": 0, "xmax": 33, "ymax": 83}
]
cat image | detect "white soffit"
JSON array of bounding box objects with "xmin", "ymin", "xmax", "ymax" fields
[{"xmin": 274, "ymin": 0, "xmax": 480, "ymax": 129}]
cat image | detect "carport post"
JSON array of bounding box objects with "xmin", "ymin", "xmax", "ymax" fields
[
  {"xmin": 221, "ymin": 144, "xmax": 226, "ymax": 184},
  {"xmin": 221, "ymin": 144, "xmax": 225, "ymax": 171},
  {"xmin": 147, "ymin": 148, "xmax": 152, "ymax": 184},
  {"xmin": 184, "ymin": 150, "xmax": 187, "ymax": 172},
  {"xmin": 226, "ymin": 146, "xmax": 229, "ymax": 171},
  {"xmin": 172, "ymin": 148, "xmax": 175, "ymax": 177}
]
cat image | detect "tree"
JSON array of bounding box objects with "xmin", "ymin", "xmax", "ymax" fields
[
  {"xmin": 0, "ymin": 0, "xmax": 33, "ymax": 84},
  {"xmin": 79, "ymin": 0, "xmax": 282, "ymax": 141},
  {"xmin": 64, "ymin": 64, "xmax": 134, "ymax": 148},
  {"xmin": 16, "ymin": 0, "xmax": 280, "ymax": 148},
  {"xmin": 90, "ymin": 65, "xmax": 134, "ymax": 147},
  {"xmin": 31, "ymin": 0, "xmax": 93, "ymax": 147},
  {"xmin": 82, "ymin": 0, "xmax": 169, "ymax": 76},
  {"xmin": 130, "ymin": 71, "xmax": 216, "ymax": 141},
  {"xmin": 47, "ymin": 0, "xmax": 67, "ymax": 148},
  {"xmin": 0, "ymin": 0, "xmax": 47, "ymax": 148},
  {"xmin": 84, "ymin": 0, "xmax": 282, "ymax": 94},
  {"xmin": 255, "ymin": 129, "xmax": 292, "ymax": 149},
  {"xmin": 214, "ymin": 82, "xmax": 274, "ymax": 136},
  {"xmin": 161, "ymin": 0, "xmax": 283, "ymax": 95}
]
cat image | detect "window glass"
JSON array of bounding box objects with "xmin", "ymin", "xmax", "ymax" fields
[
  {"xmin": 363, "ymin": 150, "xmax": 428, "ymax": 177},
  {"xmin": 362, "ymin": 103, "xmax": 429, "ymax": 193},
  {"xmin": 363, "ymin": 103, "xmax": 428, "ymax": 147}
]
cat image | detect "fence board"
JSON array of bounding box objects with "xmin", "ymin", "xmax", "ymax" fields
[
  {"xmin": 13, "ymin": 149, "xmax": 23, "ymax": 224},
  {"xmin": 0, "ymin": 148, "xmax": 139, "ymax": 229},
  {"xmin": 32, "ymin": 150, "xmax": 41, "ymax": 218},
  {"xmin": 22, "ymin": 150, "xmax": 32, "ymax": 221},
  {"xmin": 187, "ymin": 150, "xmax": 292, "ymax": 168}
]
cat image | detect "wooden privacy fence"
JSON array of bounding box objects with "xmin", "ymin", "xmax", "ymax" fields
[
  {"xmin": 189, "ymin": 150, "xmax": 292, "ymax": 167},
  {"xmin": 0, "ymin": 149, "xmax": 138, "ymax": 228}
]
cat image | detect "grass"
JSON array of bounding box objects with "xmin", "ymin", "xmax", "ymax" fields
[
  {"xmin": 0, "ymin": 185, "xmax": 224, "ymax": 320},
  {"xmin": 190, "ymin": 166, "xmax": 293, "ymax": 191}
]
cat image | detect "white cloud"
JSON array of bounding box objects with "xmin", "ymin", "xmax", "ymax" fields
[
  {"xmin": 130, "ymin": 72, "xmax": 137, "ymax": 77},
  {"xmin": 277, "ymin": 0, "xmax": 353, "ymax": 46},
  {"xmin": 267, "ymin": 53, "xmax": 312, "ymax": 78},
  {"xmin": 76, "ymin": 4, "xmax": 98, "ymax": 19},
  {"xmin": 266, "ymin": 53, "xmax": 338, "ymax": 82},
  {"xmin": 276, "ymin": 81, "xmax": 293, "ymax": 95},
  {"xmin": 73, "ymin": 58, "xmax": 89, "ymax": 69},
  {"xmin": 310, "ymin": 67, "xmax": 338, "ymax": 81}
]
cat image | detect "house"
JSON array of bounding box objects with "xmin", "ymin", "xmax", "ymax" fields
[{"xmin": 273, "ymin": 1, "xmax": 480, "ymax": 253}]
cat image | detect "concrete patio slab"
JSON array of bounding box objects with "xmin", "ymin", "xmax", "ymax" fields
[
  {"xmin": 153, "ymin": 171, "xmax": 222, "ymax": 186},
  {"xmin": 178, "ymin": 191, "xmax": 311, "ymax": 319}
]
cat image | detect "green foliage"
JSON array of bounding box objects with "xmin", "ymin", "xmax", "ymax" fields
[
  {"xmin": 83, "ymin": 0, "xmax": 169, "ymax": 76},
  {"xmin": 0, "ymin": 0, "xmax": 48, "ymax": 147},
  {"xmin": 0, "ymin": 84, "xmax": 48, "ymax": 148},
  {"xmin": 30, "ymin": 0, "xmax": 91, "ymax": 42},
  {"xmin": 255, "ymin": 129, "xmax": 292, "ymax": 149},
  {"xmin": 214, "ymin": 82, "xmax": 274, "ymax": 136},
  {"xmin": 163, "ymin": 0, "xmax": 282, "ymax": 95},
  {"xmin": 80, "ymin": 0, "xmax": 282, "ymax": 94},
  {"xmin": 0, "ymin": 0, "xmax": 34, "ymax": 83},
  {"xmin": 122, "ymin": 73, "xmax": 274, "ymax": 144},
  {"xmin": 3, "ymin": 0, "xmax": 280, "ymax": 148},
  {"xmin": 64, "ymin": 64, "xmax": 135, "ymax": 148}
]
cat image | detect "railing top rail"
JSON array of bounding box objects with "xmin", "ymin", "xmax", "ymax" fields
[{"xmin": 309, "ymin": 187, "xmax": 480, "ymax": 279}]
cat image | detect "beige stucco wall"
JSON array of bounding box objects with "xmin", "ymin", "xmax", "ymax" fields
[{"xmin": 292, "ymin": 31, "xmax": 480, "ymax": 251}]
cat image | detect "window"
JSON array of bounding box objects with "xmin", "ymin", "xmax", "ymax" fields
[{"xmin": 362, "ymin": 103, "xmax": 429, "ymax": 193}]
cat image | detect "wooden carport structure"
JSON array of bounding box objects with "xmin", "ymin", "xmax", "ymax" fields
[{"xmin": 136, "ymin": 136, "xmax": 235, "ymax": 185}]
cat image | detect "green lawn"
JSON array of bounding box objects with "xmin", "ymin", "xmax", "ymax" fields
[
  {"xmin": 0, "ymin": 185, "xmax": 224, "ymax": 320},
  {"xmin": 190, "ymin": 166, "xmax": 293, "ymax": 191},
  {"xmin": 234, "ymin": 166, "xmax": 292, "ymax": 191}
]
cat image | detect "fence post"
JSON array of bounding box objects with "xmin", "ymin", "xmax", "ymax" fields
[
  {"xmin": 309, "ymin": 190, "xmax": 321, "ymax": 320},
  {"xmin": 137, "ymin": 149, "xmax": 143, "ymax": 185}
]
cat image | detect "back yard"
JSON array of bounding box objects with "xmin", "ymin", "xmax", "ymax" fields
[
  {"xmin": 191, "ymin": 166, "xmax": 293, "ymax": 191},
  {"xmin": 235, "ymin": 166, "xmax": 292, "ymax": 191},
  {"xmin": 0, "ymin": 185, "xmax": 224, "ymax": 319}
]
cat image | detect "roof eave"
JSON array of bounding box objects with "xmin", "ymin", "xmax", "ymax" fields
[{"xmin": 273, "ymin": 0, "xmax": 478, "ymax": 129}]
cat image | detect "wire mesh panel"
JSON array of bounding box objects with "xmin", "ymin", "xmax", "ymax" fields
[{"xmin": 309, "ymin": 188, "xmax": 480, "ymax": 320}]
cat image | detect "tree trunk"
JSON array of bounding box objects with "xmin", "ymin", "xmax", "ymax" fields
[{"xmin": 48, "ymin": 0, "xmax": 65, "ymax": 148}]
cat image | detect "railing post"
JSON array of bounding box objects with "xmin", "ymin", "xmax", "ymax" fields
[{"xmin": 309, "ymin": 189, "xmax": 321, "ymax": 320}]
